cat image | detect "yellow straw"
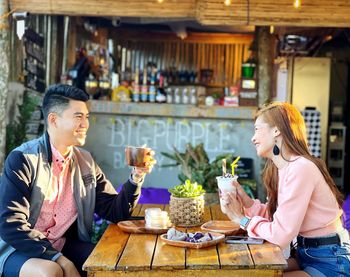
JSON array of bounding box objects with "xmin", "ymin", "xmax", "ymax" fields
[{"xmin": 231, "ymin": 156, "xmax": 240, "ymax": 175}]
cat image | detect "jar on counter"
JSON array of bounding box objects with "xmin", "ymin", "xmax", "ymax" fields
[
  {"xmin": 190, "ymin": 88, "xmax": 197, "ymax": 105},
  {"xmin": 166, "ymin": 88, "xmax": 173, "ymax": 104},
  {"xmin": 174, "ymin": 88, "xmax": 181, "ymax": 104},
  {"xmin": 205, "ymin": 96, "xmax": 214, "ymax": 106},
  {"xmin": 182, "ymin": 88, "xmax": 189, "ymax": 104}
]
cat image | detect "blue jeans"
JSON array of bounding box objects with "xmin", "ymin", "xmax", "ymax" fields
[{"xmin": 297, "ymin": 230, "xmax": 350, "ymax": 277}]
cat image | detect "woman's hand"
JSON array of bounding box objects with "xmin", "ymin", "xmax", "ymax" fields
[
  {"xmin": 231, "ymin": 180, "xmax": 254, "ymax": 209},
  {"xmin": 222, "ymin": 190, "xmax": 245, "ymax": 225}
]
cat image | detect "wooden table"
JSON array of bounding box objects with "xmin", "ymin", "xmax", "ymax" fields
[{"xmin": 83, "ymin": 204, "xmax": 287, "ymax": 276}]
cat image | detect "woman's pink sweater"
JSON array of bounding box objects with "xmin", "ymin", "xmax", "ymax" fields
[{"xmin": 245, "ymin": 156, "xmax": 343, "ymax": 248}]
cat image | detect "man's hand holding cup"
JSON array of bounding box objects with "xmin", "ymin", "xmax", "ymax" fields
[{"xmin": 125, "ymin": 146, "xmax": 157, "ymax": 183}]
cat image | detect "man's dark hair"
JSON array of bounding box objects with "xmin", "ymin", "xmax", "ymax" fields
[{"xmin": 42, "ymin": 84, "xmax": 89, "ymax": 125}]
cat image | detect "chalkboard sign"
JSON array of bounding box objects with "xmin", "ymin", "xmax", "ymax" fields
[
  {"xmin": 23, "ymin": 28, "xmax": 45, "ymax": 138},
  {"xmin": 235, "ymin": 157, "xmax": 253, "ymax": 179},
  {"xmin": 25, "ymin": 59, "xmax": 45, "ymax": 78},
  {"xmin": 24, "ymin": 28, "xmax": 45, "ymax": 93},
  {"xmin": 25, "ymin": 42, "xmax": 45, "ymax": 64},
  {"xmin": 24, "ymin": 28, "xmax": 44, "ymax": 47},
  {"xmin": 24, "ymin": 73, "xmax": 46, "ymax": 93}
]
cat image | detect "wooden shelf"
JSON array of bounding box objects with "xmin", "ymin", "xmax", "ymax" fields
[{"xmin": 89, "ymin": 100, "xmax": 257, "ymax": 120}]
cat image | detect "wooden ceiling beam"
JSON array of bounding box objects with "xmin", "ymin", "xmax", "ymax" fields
[
  {"xmin": 9, "ymin": 0, "xmax": 350, "ymax": 27},
  {"xmin": 249, "ymin": 0, "xmax": 350, "ymax": 27},
  {"xmin": 9, "ymin": 0, "xmax": 197, "ymax": 17}
]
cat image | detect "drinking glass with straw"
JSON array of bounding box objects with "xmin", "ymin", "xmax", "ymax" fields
[{"xmin": 231, "ymin": 156, "xmax": 243, "ymax": 213}]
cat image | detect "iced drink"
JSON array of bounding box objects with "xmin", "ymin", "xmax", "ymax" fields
[
  {"xmin": 216, "ymin": 174, "xmax": 238, "ymax": 214},
  {"xmin": 145, "ymin": 208, "xmax": 170, "ymax": 229}
]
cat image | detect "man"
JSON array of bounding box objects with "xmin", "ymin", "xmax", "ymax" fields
[{"xmin": 0, "ymin": 84, "xmax": 156, "ymax": 277}]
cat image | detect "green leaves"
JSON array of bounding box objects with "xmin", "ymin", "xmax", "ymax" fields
[
  {"xmin": 169, "ymin": 179, "xmax": 206, "ymax": 198},
  {"xmin": 162, "ymin": 143, "xmax": 257, "ymax": 197},
  {"xmin": 6, "ymin": 90, "xmax": 39, "ymax": 156}
]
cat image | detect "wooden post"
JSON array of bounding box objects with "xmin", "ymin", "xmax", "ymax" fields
[
  {"xmin": 255, "ymin": 27, "xmax": 273, "ymax": 201},
  {"xmin": 50, "ymin": 15, "xmax": 59, "ymax": 84},
  {"xmin": 61, "ymin": 16, "xmax": 69, "ymax": 75},
  {"xmin": 0, "ymin": 0, "xmax": 10, "ymax": 171},
  {"xmin": 256, "ymin": 26, "xmax": 273, "ymax": 106}
]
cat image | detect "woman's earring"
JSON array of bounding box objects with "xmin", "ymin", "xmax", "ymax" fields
[{"xmin": 273, "ymin": 142, "xmax": 280, "ymax": 156}]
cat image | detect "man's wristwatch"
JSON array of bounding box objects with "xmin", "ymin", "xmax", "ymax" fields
[
  {"xmin": 131, "ymin": 167, "xmax": 145, "ymax": 183},
  {"xmin": 131, "ymin": 172, "xmax": 144, "ymax": 183},
  {"xmin": 239, "ymin": 216, "xmax": 251, "ymax": 230}
]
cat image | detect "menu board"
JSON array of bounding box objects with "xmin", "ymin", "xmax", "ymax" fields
[
  {"xmin": 24, "ymin": 28, "xmax": 46, "ymax": 93},
  {"xmin": 23, "ymin": 28, "xmax": 45, "ymax": 138}
]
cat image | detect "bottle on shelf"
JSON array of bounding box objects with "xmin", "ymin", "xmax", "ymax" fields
[
  {"xmin": 85, "ymin": 73, "xmax": 98, "ymax": 96},
  {"xmin": 182, "ymin": 88, "xmax": 189, "ymax": 104},
  {"xmin": 141, "ymin": 68, "xmax": 148, "ymax": 102},
  {"xmin": 98, "ymin": 74, "xmax": 111, "ymax": 100},
  {"xmin": 156, "ymin": 72, "xmax": 166, "ymax": 103},
  {"xmin": 132, "ymin": 69, "xmax": 140, "ymax": 102},
  {"xmin": 148, "ymin": 65, "xmax": 157, "ymax": 103},
  {"xmin": 174, "ymin": 87, "xmax": 181, "ymax": 104},
  {"xmin": 190, "ymin": 88, "xmax": 197, "ymax": 105},
  {"xmin": 166, "ymin": 87, "xmax": 173, "ymax": 104}
]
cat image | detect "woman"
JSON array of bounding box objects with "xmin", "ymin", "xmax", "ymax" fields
[{"xmin": 223, "ymin": 102, "xmax": 350, "ymax": 277}]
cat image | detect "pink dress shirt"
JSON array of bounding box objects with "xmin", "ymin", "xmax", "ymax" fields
[
  {"xmin": 245, "ymin": 156, "xmax": 343, "ymax": 249},
  {"xmin": 34, "ymin": 145, "xmax": 78, "ymax": 251}
]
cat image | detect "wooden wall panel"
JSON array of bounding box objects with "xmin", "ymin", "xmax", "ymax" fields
[
  {"xmin": 10, "ymin": 0, "xmax": 350, "ymax": 27},
  {"xmin": 111, "ymin": 30, "xmax": 253, "ymax": 45},
  {"xmin": 112, "ymin": 32, "xmax": 253, "ymax": 86}
]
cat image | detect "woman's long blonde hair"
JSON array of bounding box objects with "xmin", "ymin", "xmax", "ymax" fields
[{"xmin": 256, "ymin": 102, "xmax": 343, "ymax": 219}]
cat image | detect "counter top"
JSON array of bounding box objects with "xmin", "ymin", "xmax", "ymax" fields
[{"xmin": 89, "ymin": 100, "xmax": 257, "ymax": 120}]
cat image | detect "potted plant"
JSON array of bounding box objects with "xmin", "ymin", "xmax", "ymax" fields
[
  {"xmin": 162, "ymin": 143, "xmax": 256, "ymax": 203},
  {"xmin": 168, "ymin": 179, "xmax": 206, "ymax": 227},
  {"xmin": 241, "ymin": 55, "xmax": 257, "ymax": 79},
  {"xmin": 6, "ymin": 90, "xmax": 38, "ymax": 156}
]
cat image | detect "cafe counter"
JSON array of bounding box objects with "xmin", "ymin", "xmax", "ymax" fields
[{"xmin": 88, "ymin": 100, "xmax": 257, "ymax": 120}]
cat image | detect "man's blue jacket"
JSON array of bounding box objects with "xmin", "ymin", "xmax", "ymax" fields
[{"xmin": 0, "ymin": 132, "xmax": 141, "ymax": 273}]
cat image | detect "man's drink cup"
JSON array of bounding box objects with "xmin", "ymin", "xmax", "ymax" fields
[
  {"xmin": 125, "ymin": 146, "xmax": 152, "ymax": 167},
  {"xmin": 216, "ymin": 175, "xmax": 238, "ymax": 214}
]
